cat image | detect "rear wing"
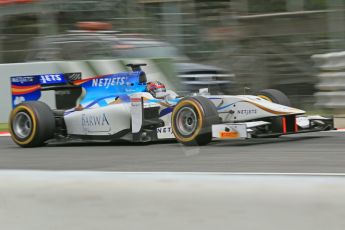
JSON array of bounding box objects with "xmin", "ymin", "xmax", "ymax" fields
[{"xmin": 11, "ymin": 73, "xmax": 82, "ymax": 108}]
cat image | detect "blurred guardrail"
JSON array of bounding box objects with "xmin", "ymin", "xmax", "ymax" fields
[
  {"xmin": 313, "ymin": 51, "xmax": 345, "ymax": 111},
  {"xmin": 1, "ymin": 171, "xmax": 345, "ymax": 230},
  {"xmin": 0, "ymin": 58, "xmax": 177, "ymax": 123}
]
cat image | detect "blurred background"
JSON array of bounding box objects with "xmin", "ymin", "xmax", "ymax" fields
[{"xmin": 1, "ymin": 0, "xmax": 345, "ymax": 110}]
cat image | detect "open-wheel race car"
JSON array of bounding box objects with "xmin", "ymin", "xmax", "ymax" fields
[{"xmin": 9, "ymin": 64, "xmax": 333, "ymax": 147}]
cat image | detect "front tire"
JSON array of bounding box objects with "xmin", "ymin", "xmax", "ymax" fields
[
  {"xmin": 9, "ymin": 101, "xmax": 56, "ymax": 147},
  {"xmin": 171, "ymin": 96, "xmax": 219, "ymax": 146},
  {"xmin": 257, "ymin": 89, "xmax": 292, "ymax": 138},
  {"xmin": 257, "ymin": 89, "xmax": 291, "ymax": 107}
]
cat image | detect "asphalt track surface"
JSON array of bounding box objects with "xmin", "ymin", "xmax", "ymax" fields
[{"xmin": 0, "ymin": 131, "xmax": 344, "ymax": 173}]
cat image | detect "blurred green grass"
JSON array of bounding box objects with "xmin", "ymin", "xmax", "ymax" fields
[{"xmin": 0, "ymin": 123, "xmax": 8, "ymax": 132}]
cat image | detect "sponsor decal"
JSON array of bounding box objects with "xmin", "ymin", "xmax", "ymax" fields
[
  {"xmin": 11, "ymin": 76, "xmax": 35, "ymax": 83},
  {"xmin": 219, "ymin": 131, "xmax": 240, "ymax": 139},
  {"xmin": 237, "ymin": 109, "xmax": 257, "ymax": 116},
  {"xmin": 131, "ymin": 98, "xmax": 141, "ymax": 103},
  {"xmin": 81, "ymin": 113, "xmax": 111, "ymax": 133},
  {"xmin": 11, "ymin": 76, "xmax": 41, "ymax": 107},
  {"xmin": 14, "ymin": 96, "xmax": 25, "ymax": 105},
  {"xmin": 157, "ymin": 126, "xmax": 172, "ymax": 134},
  {"xmin": 157, "ymin": 126, "xmax": 174, "ymax": 139},
  {"xmin": 40, "ymin": 74, "xmax": 64, "ymax": 84},
  {"xmin": 92, "ymin": 77, "xmax": 126, "ymax": 88}
]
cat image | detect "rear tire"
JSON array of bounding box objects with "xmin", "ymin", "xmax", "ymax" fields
[
  {"xmin": 257, "ymin": 89, "xmax": 291, "ymax": 107},
  {"xmin": 171, "ymin": 96, "xmax": 219, "ymax": 146},
  {"xmin": 9, "ymin": 101, "xmax": 56, "ymax": 147}
]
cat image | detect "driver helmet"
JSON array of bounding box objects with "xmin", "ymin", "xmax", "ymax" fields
[{"xmin": 146, "ymin": 81, "xmax": 167, "ymax": 98}]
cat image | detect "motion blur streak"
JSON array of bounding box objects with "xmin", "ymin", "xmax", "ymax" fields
[
  {"xmin": 0, "ymin": 0, "xmax": 345, "ymax": 110},
  {"xmin": 1, "ymin": 171, "xmax": 345, "ymax": 230},
  {"xmin": 1, "ymin": 131, "xmax": 345, "ymax": 172}
]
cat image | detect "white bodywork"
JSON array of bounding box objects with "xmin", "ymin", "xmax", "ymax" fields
[
  {"xmin": 64, "ymin": 104, "xmax": 131, "ymax": 136},
  {"xmin": 64, "ymin": 92, "xmax": 156, "ymax": 137},
  {"xmin": 63, "ymin": 92, "xmax": 308, "ymax": 140},
  {"xmin": 205, "ymin": 95, "xmax": 305, "ymax": 122}
]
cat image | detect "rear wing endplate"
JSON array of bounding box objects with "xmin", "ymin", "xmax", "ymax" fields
[{"xmin": 10, "ymin": 73, "xmax": 81, "ymax": 108}]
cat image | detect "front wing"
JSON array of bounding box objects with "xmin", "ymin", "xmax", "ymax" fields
[{"xmin": 211, "ymin": 115, "xmax": 334, "ymax": 140}]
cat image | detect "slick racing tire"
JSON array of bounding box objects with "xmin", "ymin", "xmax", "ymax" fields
[
  {"xmin": 171, "ymin": 96, "xmax": 220, "ymax": 146},
  {"xmin": 257, "ymin": 89, "xmax": 292, "ymax": 138},
  {"xmin": 9, "ymin": 101, "xmax": 56, "ymax": 147},
  {"xmin": 257, "ymin": 89, "xmax": 291, "ymax": 107},
  {"xmin": 258, "ymin": 89, "xmax": 291, "ymax": 138}
]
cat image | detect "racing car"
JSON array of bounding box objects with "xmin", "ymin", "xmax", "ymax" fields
[{"xmin": 9, "ymin": 64, "xmax": 333, "ymax": 147}]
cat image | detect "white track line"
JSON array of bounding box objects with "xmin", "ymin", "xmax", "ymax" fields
[
  {"xmin": 2, "ymin": 170, "xmax": 345, "ymax": 177},
  {"xmin": 327, "ymin": 129, "xmax": 345, "ymax": 132},
  {"xmin": 38, "ymin": 171, "xmax": 345, "ymax": 177}
]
